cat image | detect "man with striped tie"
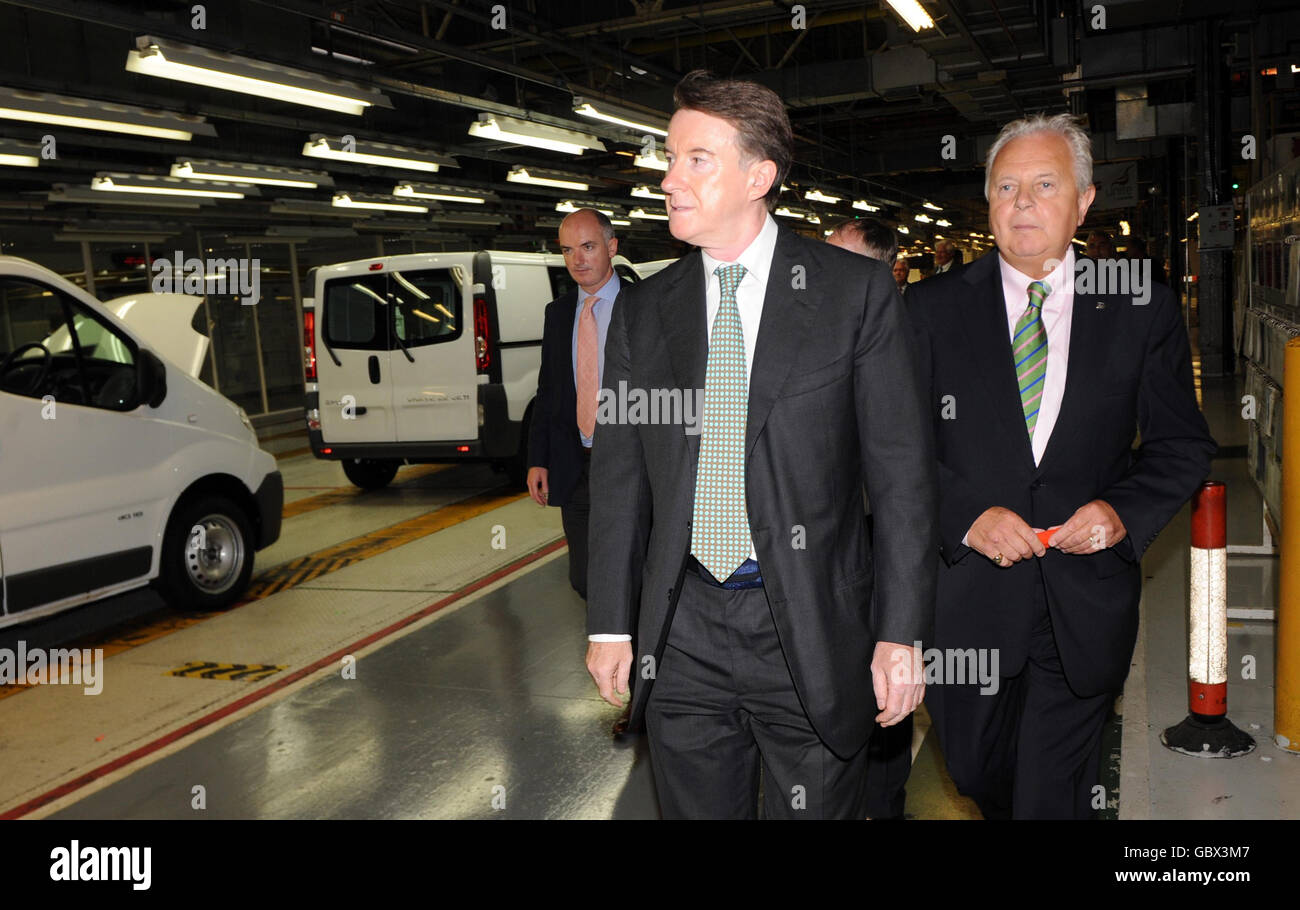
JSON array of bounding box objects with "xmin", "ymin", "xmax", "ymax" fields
[
  {"xmin": 906, "ymin": 114, "xmax": 1215, "ymax": 818},
  {"xmin": 585, "ymin": 70, "xmax": 937, "ymax": 818}
]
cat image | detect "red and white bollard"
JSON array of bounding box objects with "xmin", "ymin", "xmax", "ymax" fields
[{"xmin": 1161, "ymin": 481, "xmax": 1255, "ymax": 757}]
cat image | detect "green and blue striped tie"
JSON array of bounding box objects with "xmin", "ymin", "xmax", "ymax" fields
[
  {"xmin": 1013, "ymin": 279, "xmax": 1050, "ymax": 439},
  {"xmin": 691, "ymin": 263, "xmax": 750, "ymax": 581}
]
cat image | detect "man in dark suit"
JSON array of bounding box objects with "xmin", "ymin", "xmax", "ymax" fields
[
  {"xmin": 584, "ymin": 69, "xmax": 937, "ymax": 819},
  {"xmin": 527, "ymin": 208, "xmax": 623, "ymax": 601},
  {"xmin": 931, "ymin": 240, "xmax": 963, "ymax": 277},
  {"xmin": 893, "ymin": 258, "xmax": 912, "ymax": 298},
  {"xmin": 907, "ymin": 113, "xmax": 1215, "ymax": 819}
]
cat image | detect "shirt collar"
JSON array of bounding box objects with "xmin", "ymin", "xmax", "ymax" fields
[
  {"xmin": 998, "ymin": 246, "xmax": 1074, "ymax": 309},
  {"xmin": 699, "ymin": 213, "xmax": 778, "ymax": 292},
  {"xmin": 580, "ymin": 270, "xmax": 620, "ymax": 306}
]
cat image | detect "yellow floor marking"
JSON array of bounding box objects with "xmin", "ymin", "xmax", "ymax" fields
[{"xmin": 281, "ymin": 464, "xmax": 450, "ymax": 519}]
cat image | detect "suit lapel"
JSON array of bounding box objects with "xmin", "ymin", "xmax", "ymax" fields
[
  {"xmin": 1034, "ymin": 258, "xmax": 1114, "ymax": 473},
  {"xmin": 657, "ymin": 252, "xmax": 707, "ymax": 459},
  {"xmin": 958, "ymin": 253, "xmax": 1037, "ymax": 474},
  {"xmin": 559, "ymin": 289, "xmax": 578, "ymax": 412},
  {"xmin": 745, "ymin": 227, "xmax": 818, "ymax": 458}
]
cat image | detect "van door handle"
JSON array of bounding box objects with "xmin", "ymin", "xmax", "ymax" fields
[{"xmin": 368, "ymin": 355, "xmax": 380, "ymax": 384}]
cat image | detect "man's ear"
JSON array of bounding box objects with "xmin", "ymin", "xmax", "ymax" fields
[
  {"xmin": 1077, "ymin": 182, "xmax": 1097, "ymax": 225},
  {"xmin": 608, "ymin": 237, "xmax": 619, "ymax": 258},
  {"xmin": 750, "ymin": 159, "xmax": 777, "ymax": 203}
]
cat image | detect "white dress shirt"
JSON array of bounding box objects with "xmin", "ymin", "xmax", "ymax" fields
[
  {"xmin": 588, "ymin": 215, "xmax": 778, "ymax": 642},
  {"xmin": 961, "ymin": 247, "xmax": 1075, "ymax": 548}
]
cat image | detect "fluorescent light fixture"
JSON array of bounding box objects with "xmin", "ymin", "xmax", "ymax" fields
[
  {"xmin": 1187, "ymin": 211, "xmax": 1199, "ymax": 222},
  {"xmin": 1119, "ymin": 219, "xmax": 1131, "ymax": 235},
  {"xmin": 611, "ymin": 219, "xmax": 631, "ymax": 226},
  {"xmin": 302, "ymin": 134, "xmax": 456, "ymax": 173},
  {"xmin": 0, "ymin": 85, "xmax": 214, "ymax": 141},
  {"xmin": 805, "ymin": 188, "xmax": 841, "ymax": 204},
  {"xmin": 171, "ymin": 158, "xmax": 332, "ymax": 188},
  {"xmin": 49, "ymin": 183, "xmax": 207, "ymax": 209},
  {"xmin": 393, "ymin": 182, "xmax": 497, "ymax": 204},
  {"xmin": 898, "ymin": 225, "xmax": 910, "ymax": 234},
  {"xmin": 468, "ymin": 113, "xmax": 605, "ymax": 155},
  {"xmin": 126, "ymin": 35, "xmax": 390, "ymax": 115},
  {"xmin": 631, "ymin": 185, "xmax": 666, "ymax": 201},
  {"xmin": 270, "ymin": 198, "xmax": 371, "ymax": 218},
  {"xmin": 853, "ymin": 199, "xmax": 881, "ymax": 212},
  {"xmin": 935, "ymin": 218, "xmax": 951, "ymax": 227},
  {"xmin": 572, "ymin": 98, "xmax": 668, "ymax": 137},
  {"xmin": 0, "ymin": 139, "xmax": 39, "ymax": 167},
  {"xmin": 92, "ymin": 172, "xmax": 256, "ymax": 199},
  {"xmin": 634, "ymin": 149, "xmax": 668, "ymax": 171},
  {"xmin": 1072, "ymin": 237, "xmax": 1087, "ymax": 246},
  {"xmin": 507, "ymin": 165, "xmax": 589, "ymax": 191},
  {"xmin": 775, "ymin": 207, "xmax": 802, "ymax": 219},
  {"xmin": 555, "ymin": 201, "xmax": 616, "ymax": 216},
  {"xmin": 922, "ymin": 201, "xmax": 943, "ymax": 211},
  {"xmin": 629, "ymin": 208, "xmax": 668, "ymax": 221},
  {"xmin": 885, "ymin": 0, "xmax": 935, "ymax": 32},
  {"xmin": 332, "ymin": 191, "xmax": 428, "ymax": 213},
  {"xmin": 914, "ymin": 213, "xmax": 933, "ymax": 223},
  {"xmin": 428, "ymin": 211, "xmax": 507, "ymax": 226}
]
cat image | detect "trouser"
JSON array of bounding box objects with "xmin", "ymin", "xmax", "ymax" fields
[
  {"xmin": 645, "ymin": 567, "xmax": 870, "ymax": 819},
  {"xmin": 929, "ymin": 583, "xmax": 1113, "ymax": 819},
  {"xmin": 560, "ymin": 453, "xmax": 590, "ymax": 599},
  {"xmin": 863, "ymin": 714, "xmax": 913, "ymax": 818}
]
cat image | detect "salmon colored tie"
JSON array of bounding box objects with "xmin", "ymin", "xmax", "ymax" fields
[{"xmin": 576, "ymin": 295, "xmax": 599, "ymax": 438}]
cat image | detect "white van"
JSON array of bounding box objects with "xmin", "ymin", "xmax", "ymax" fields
[
  {"xmin": 0, "ymin": 257, "xmax": 282, "ymax": 628},
  {"xmin": 303, "ymin": 250, "xmax": 640, "ymax": 488}
]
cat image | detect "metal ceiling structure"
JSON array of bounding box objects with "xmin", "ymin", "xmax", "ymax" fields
[{"xmin": 0, "ymin": 0, "xmax": 1295, "ymax": 262}]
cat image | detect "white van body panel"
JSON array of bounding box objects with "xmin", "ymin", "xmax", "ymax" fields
[
  {"xmin": 101, "ymin": 292, "xmax": 210, "ymax": 379},
  {"xmin": 0, "ymin": 256, "xmax": 278, "ymax": 629}
]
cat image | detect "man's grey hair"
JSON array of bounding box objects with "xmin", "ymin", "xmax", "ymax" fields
[
  {"xmin": 935, "ymin": 239, "xmax": 958, "ymax": 254},
  {"xmin": 560, "ymin": 207, "xmax": 616, "ymax": 242},
  {"xmin": 983, "ymin": 112, "xmax": 1093, "ymax": 201},
  {"xmin": 827, "ymin": 217, "xmax": 898, "ymax": 264}
]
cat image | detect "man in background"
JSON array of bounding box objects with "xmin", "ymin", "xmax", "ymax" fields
[
  {"xmin": 932, "ymin": 239, "xmax": 963, "ymax": 276},
  {"xmin": 894, "ymin": 257, "xmax": 912, "ymax": 297},
  {"xmin": 1086, "ymin": 229, "xmax": 1115, "ymax": 259},
  {"xmin": 826, "ymin": 217, "xmax": 898, "ymax": 262}
]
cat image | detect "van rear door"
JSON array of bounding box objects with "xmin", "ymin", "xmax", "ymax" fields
[
  {"xmin": 317, "ymin": 270, "xmax": 395, "ymax": 444},
  {"xmin": 389, "ymin": 262, "xmax": 477, "ymax": 442}
]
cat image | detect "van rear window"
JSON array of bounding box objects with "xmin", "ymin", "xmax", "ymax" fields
[
  {"xmin": 390, "ymin": 268, "xmax": 461, "ymax": 348},
  {"xmin": 322, "ymin": 276, "xmax": 385, "ymax": 350}
]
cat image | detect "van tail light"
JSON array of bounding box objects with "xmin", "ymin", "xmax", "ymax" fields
[
  {"xmin": 303, "ymin": 310, "xmax": 317, "ymax": 382},
  {"xmin": 473, "ymin": 294, "xmax": 491, "ymax": 374}
]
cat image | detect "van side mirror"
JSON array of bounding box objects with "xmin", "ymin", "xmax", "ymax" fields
[{"xmin": 137, "ymin": 349, "xmax": 168, "ymax": 408}]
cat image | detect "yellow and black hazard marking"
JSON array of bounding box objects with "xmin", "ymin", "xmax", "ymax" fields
[
  {"xmin": 281, "ymin": 464, "xmax": 450, "ymax": 519},
  {"xmin": 245, "ymin": 487, "xmax": 527, "ymax": 599},
  {"xmin": 168, "ymin": 661, "xmax": 287, "ymax": 682}
]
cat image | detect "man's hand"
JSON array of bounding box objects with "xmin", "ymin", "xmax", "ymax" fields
[
  {"xmin": 1049, "ymin": 499, "xmax": 1127, "ymax": 554},
  {"xmin": 586, "ymin": 640, "xmax": 633, "ymax": 708},
  {"xmin": 967, "ymin": 506, "xmax": 1045, "ymax": 567},
  {"xmin": 870, "ymin": 640, "xmax": 925, "ymax": 726},
  {"xmin": 526, "ymin": 466, "xmax": 549, "ymax": 506}
]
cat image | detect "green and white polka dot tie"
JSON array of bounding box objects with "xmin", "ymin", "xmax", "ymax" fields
[{"xmin": 691, "ymin": 263, "xmax": 751, "ymax": 581}]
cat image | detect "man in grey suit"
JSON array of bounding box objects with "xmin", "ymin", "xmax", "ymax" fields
[{"xmin": 584, "ymin": 69, "xmax": 938, "ymax": 819}]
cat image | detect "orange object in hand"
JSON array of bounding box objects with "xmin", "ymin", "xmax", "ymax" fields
[{"xmin": 1037, "ymin": 526, "xmax": 1061, "ymax": 547}]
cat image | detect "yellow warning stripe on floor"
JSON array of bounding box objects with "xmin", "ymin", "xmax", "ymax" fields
[
  {"xmin": 169, "ymin": 661, "xmax": 286, "ymax": 682},
  {"xmin": 247, "ymin": 487, "xmax": 527, "ymax": 599},
  {"xmin": 281, "ymin": 464, "xmax": 450, "ymax": 519}
]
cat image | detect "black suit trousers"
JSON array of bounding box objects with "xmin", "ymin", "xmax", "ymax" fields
[
  {"xmin": 560, "ymin": 454, "xmax": 590, "ymax": 599},
  {"xmin": 645, "ymin": 571, "xmax": 870, "ymax": 819},
  {"xmin": 928, "ymin": 580, "xmax": 1113, "ymax": 819}
]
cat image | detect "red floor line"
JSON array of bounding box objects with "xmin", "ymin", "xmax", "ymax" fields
[{"xmin": 1, "ymin": 538, "xmax": 568, "ymax": 821}]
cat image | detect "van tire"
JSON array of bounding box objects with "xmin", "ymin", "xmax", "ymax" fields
[
  {"xmin": 342, "ymin": 458, "xmax": 399, "ymax": 490},
  {"xmin": 154, "ymin": 496, "xmax": 255, "ymax": 612}
]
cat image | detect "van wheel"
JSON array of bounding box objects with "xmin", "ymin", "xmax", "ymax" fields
[
  {"xmin": 505, "ymin": 412, "xmax": 531, "ymax": 490},
  {"xmin": 154, "ymin": 496, "xmax": 254, "ymax": 612},
  {"xmin": 342, "ymin": 458, "xmax": 399, "ymax": 490}
]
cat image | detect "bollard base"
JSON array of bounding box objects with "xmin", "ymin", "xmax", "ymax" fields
[{"xmin": 1160, "ymin": 713, "xmax": 1256, "ymax": 758}]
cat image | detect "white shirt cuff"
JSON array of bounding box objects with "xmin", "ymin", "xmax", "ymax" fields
[
  {"xmin": 588, "ymin": 634, "xmax": 632, "ymax": 642},
  {"xmin": 961, "ymin": 531, "xmax": 970, "ymax": 547}
]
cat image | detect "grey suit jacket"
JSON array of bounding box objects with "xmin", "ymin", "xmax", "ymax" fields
[{"xmin": 587, "ymin": 224, "xmax": 938, "ymax": 758}]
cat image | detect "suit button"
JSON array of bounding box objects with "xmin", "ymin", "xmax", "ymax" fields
[{"xmin": 667, "ymin": 588, "xmax": 673, "ymax": 599}]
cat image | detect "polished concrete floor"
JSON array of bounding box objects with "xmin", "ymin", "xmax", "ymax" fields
[{"xmin": 3, "ymin": 374, "xmax": 1295, "ymax": 820}]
